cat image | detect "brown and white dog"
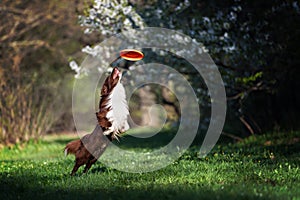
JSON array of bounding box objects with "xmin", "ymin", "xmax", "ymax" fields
[
  {"xmin": 97, "ymin": 67, "xmax": 129, "ymax": 139},
  {"xmin": 64, "ymin": 67, "xmax": 129, "ymax": 175}
]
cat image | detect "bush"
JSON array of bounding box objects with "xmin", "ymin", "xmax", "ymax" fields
[{"xmin": 0, "ymin": 71, "xmax": 59, "ymax": 145}]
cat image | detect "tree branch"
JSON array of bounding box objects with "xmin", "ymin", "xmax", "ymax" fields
[
  {"xmin": 0, "ymin": 6, "xmax": 25, "ymax": 15},
  {"xmin": 239, "ymin": 116, "xmax": 254, "ymax": 135},
  {"xmin": 227, "ymin": 81, "xmax": 264, "ymax": 100},
  {"xmin": 0, "ymin": 12, "xmax": 48, "ymax": 43},
  {"xmin": 222, "ymin": 131, "xmax": 243, "ymax": 142}
]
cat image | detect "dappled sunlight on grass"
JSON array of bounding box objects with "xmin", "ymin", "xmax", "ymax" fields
[{"xmin": 0, "ymin": 130, "xmax": 299, "ymax": 199}]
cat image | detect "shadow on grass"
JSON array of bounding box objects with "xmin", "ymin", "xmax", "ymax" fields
[
  {"xmin": 0, "ymin": 172, "xmax": 270, "ymax": 200},
  {"xmin": 45, "ymin": 128, "xmax": 179, "ymax": 149},
  {"xmin": 115, "ymin": 129, "xmax": 177, "ymax": 149},
  {"xmin": 47, "ymin": 128, "xmax": 300, "ymax": 163},
  {"xmin": 116, "ymin": 129, "xmax": 300, "ymax": 162}
]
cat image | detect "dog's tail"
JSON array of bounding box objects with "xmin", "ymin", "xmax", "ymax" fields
[{"xmin": 64, "ymin": 139, "xmax": 81, "ymax": 156}]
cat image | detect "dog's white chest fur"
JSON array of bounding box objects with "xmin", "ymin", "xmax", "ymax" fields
[{"xmin": 105, "ymin": 80, "xmax": 129, "ymax": 134}]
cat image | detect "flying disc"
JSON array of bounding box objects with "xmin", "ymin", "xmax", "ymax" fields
[{"xmin": 120, "ymin": 49, "xmax": 144, "ymax": 61}]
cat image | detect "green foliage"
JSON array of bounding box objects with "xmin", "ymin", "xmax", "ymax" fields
[
  {"xmin": 0, "ymin": 130, "xmax": 299, "ymax": 199},
  {"xmin": 236, "ymin": 71, "xmax": 263, "ymax": 85}
]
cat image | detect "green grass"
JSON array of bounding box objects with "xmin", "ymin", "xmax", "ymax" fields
[{"xmin": 0, "ymin": 130, "xmax": 299, "ymax": 200}]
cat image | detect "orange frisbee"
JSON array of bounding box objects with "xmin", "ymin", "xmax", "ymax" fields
[{"xmin": 120, "ymin": 49, "xmax": 144, "ymax": 61}]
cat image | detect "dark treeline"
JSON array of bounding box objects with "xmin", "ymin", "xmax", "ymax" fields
[{"xmin": 134, "ymin": 0, "xmax": 300, "ymax": 134}]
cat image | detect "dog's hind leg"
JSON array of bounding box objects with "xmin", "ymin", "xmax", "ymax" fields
[
  {"xmin": 71, "ymin": 158, "xmax": 85, "ymax": 176},
  {"xmin": 83, "ymin": 157, "xmax": 97, "ymax": 174},
  {"xmin": 71, "ymin": 163, "xmax": 80, "ymax": 176}
]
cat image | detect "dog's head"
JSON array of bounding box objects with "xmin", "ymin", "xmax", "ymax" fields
[{"xmin": 101, "ymin": 67, "xmax": 121, "ymax": 96}]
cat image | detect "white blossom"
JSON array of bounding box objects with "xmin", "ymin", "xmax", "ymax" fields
[{"xmin": 79, "ymin": 0, "xmax": 145, "ymax": 36}]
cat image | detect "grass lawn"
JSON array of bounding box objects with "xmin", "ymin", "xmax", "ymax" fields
[{"xmin": 0, "ymin": 129, "xmax": 299, "ymax": 200}]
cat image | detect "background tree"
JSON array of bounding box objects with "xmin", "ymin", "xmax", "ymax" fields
[
  {"xmin": 75, "ymin": 0, "xmax": 300, "ymax": 136},
  {"xmin": 127, "ymin": 0, "xmax": 300, "ymax": 135},
  {"xmin": 0, "ymin": 0, "xmax": 101, "ymax": 144}
]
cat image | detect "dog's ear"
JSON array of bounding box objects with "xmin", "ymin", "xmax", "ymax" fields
[{"xmin": 101, "ymin": 76, "xmax": 110, "ymax": 95}]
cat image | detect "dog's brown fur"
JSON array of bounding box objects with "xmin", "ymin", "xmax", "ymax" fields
[
  {"xmin": 64, "ymin": 135, "xmax": 96, "ymax": 176},
  {"xmin": 64, "ymin": 128, "xmax": 111, "ymax": 176},
  {"xmin": 96, "ymin": 67, "xmax": 120, "ymax": 132},
  {"xmin": 64, "ymin": 67, "xmax": 122, "ymax": 176}
]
